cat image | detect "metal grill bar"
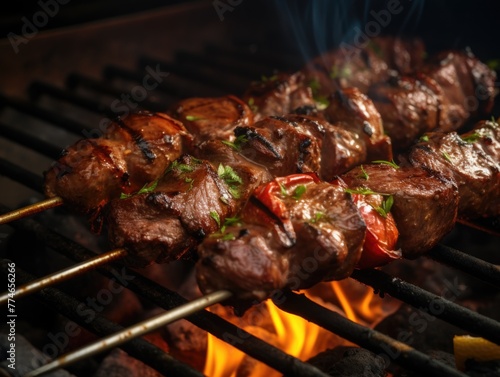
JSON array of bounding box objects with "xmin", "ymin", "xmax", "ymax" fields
[
  {"xmin": 0, "ymin": 157, "xmax": 43, "ymax": 192},
  {"xmin": 428, "ymin": 244, "xmax": 500, "ymax": 288},
  {"xmin": 274, "ymin": 291, "xmax": 468, "ymax": 377},
  {"xmin": 351, "ymin": 269, "xmax": 500, "ymax": 345},
  {"xmin": 0, "ymin": 260, "xmax": 204, "ymax": 377},
  {"xmin": 0, "ymin": 94, "xmax": 89, "ymax": 135},
  {"xmin": 0, "ymin": 122, "xmax": 61, "ymax": 159},
  {"xmin": 0, "ymin": 209, "xmax": 329, "ymax": 377}
]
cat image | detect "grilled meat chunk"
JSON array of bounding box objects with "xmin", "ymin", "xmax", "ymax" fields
[
  {"xmin": 44, "ymin": 112, "xmax": 191, "ymax": 217},
  {"xmin": 108, "ymin": 141, "xmax": 271, "ymax": 267},
  {"xmin": 235, "ymin": 114, "xmax": 365, "ymax": 181},
  {"xmin": 367, "ymin": 36, "xmax": 426, "ymax": 75},
  {"xmin": 324, "ymin": 87, "xmax": 392, "ymax": 161},
  {"xmin": 196, "ymin": 174, "xmax": 366, "ymax": 305},
  {"xmin": 169, "ymin": 95, "xmax": 253, "ymax": 145},
  {"xmin": 341, "ymin": 164, "xmax": 458, "ymax": 259},
  {"xmin": 405, "ymin": 119, "xmax": 500, "ymax": 219},
  {"xmin": 242, "ymin": 72, "xmax": 316, "ymax": 121},
  {"xmin": 368, "ymin": 50, "xmax": 496, "ymax": 149}
]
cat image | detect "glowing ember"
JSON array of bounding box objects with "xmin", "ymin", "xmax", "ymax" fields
[{"xmin": 203, "ymin": 279, "xmax": 400, "ymax": 376}]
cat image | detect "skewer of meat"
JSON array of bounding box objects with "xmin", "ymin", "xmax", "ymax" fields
[
  {"xmin": 107, "ymin": 107, "xmax": 372, "ymax": 266},
  {"xmin": 196, "ymin": 118, "xmax": 500, "ymax": 310},
  {"xmin": 245, "ymin": 43, "xmax": 496, "ymax": 150},
  {"xmin": 0, "ymin": 96, "xmax": 253, "ymax": 225}
]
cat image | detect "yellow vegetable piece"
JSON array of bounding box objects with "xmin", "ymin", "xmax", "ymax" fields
[{"xmin": 454, "ymin": 335, "xmax": 500, "ymax": 370}]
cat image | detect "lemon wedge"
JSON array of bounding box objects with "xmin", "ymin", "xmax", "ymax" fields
[{"xmin": 454, "ymin": 335, "xmax": 500, "ymax": 370}]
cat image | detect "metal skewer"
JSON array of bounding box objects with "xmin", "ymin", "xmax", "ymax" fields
[
  {"xmin": 0, "ymin": 196, "xmax": 63, "ymax": 225},
  {"xmin": 0, "ymin": 249, "xmax": 127, "ymax": 305},
  {"xmin": 25, "ymin": 289, "xmax": 232, "ymax": 377}
]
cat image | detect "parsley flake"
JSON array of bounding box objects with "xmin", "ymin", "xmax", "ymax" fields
[
  {"xmin": 218, "ymin": 164, "xmax": 242, "ymax": 199},
  {"xmin": 210, "ymin": 211, "xmax": 221, "ymax": 228},
  {"xmin": 372, "ymin": 159, "xmax": 399, "ymax": 169},
  {"xmin": 373, "ymin": 195, "xmax": 394, "ymax": 218},
  {"xmin": 293, "ymin": 185, "xmax": 307, "ymax": 200},
  {"xmin": 461, "ymin": 132, "xmax": 480, "ymax": 143},
  {"xmin": 185, "ymin": 115, "xmax": 205, "ymax": 121},
  {"xmin": 221, "ymin": 135, "xmax": 248, "ymax": 151},
  {"xmin": 120, "ymin": 179, "xmax": 158, "ymax": 199},
  {"xmin": 279, "ymin": 182, "xmax": 288, "ymax": 197},
  {"xmin": 419, "ymin": 135, "xmax": 429, "ymax": 142},
  {"xmin": 311, "ymin": 212, "xmax": 325, "ymax": 223},
  {"xmin": 442, "ymin": 152, "xmax": 453, "ymax": 164},
  {"xmin": 359, "ymin": 165, "xmax": 369, "ymax": 180}
]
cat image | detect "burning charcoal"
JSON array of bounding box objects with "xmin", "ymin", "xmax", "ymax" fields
[
  {"xmin": 0, "ymin": 334, "xmax": 74, "ymax": 377},
  {"xmin": 303, "ymin": 346, "xmax": 386, "ymax": 377},
  {"xmin": 93, "ymin": 348, "xmax": 163, "ymax": 377}
]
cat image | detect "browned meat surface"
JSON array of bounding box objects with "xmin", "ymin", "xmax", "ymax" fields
[
  {"xmin": 341, "ymin": 164, "xmax": 458, "ymax": 259},
  {"xmin": 368, "ymin": 50, "xmax": 496, "ymax": 149},
  {"xmin": 107, "ymin": 155, "xmax": 239, "ymax": 266},
  {"xmin": 303, "ymin": 42, "xmax": 390, "ymax": 95},
  {"xmin": 196, "ymin": 177, "xmax": 365, "ymax": 305},
  {"xmin": 242, "ymin": 72, "xmax": 315, "ymax": 121},
  {"xmin": 44, "ymin": 112, "xmax": 191, "ymax": 217},
  {"xmin": 324, "ymin": 87, "xmax": 392, "ymax": 161},
  {"xmin": 368, "ymin": 74, "xmax": 441, "ymax": 149},
  {"xmin": 368, "ymin": 36, "xmax": 426, "ymax": 74},
  {"xmin": 405, "ymin": 119, "xmax": 500, "ymax": 219},
  {"xmin": 169, "ymin": 95, "xmax": 253, "ymax": 145},
  {"xmin": 421, "ymin": 50, "xmax": 496, "ymax": 130},
  {"xmin": 235, "ymin": 114, "xmax": 365, "ymax": 181}
]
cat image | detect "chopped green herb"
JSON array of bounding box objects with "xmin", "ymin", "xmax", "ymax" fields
[
  {"xmin": 330, "ymin": 65, "xmax": 352, "ymax": 79},
  {"xmin": 210, "ymin": 211, "xmax": 221, "ymax": 228},
  {"xmin": 461, "ymin": 132, "xmax": 480, "ymax": 143},
  {"xmin": 220, "ymin": 232, "xmax": 236, "ymax": 241},
  {"xmin": 218, "ymin": 164, "xmax": 242, "ymax": 199},
  {"xmin": 345, "ymin": 187, "xmax": 378, "ymax": 196},
  {"xmin": 308, "ymin": 78, "xmax": 320, "ymax": 93},
  {"xmin": 419, "ymin": 135, "xmax": 429, "ymax": 142},
  {"xmin": 279, "ymin": 182, "xmax": 288, "ymax": 197},
  {"xmin": 185, "ymin": 115, "xmax": 204, "ymax": 121},
  {"xmin": 221, "ymin": 135, "xmax": 248, "ymax": 151},
  {"xmin": 247, "ymin": 97, "xmax": 258, "ymax": 112},
  {"xmin": 261, "ymin": 74, "xmax": 278, "ymax": 82},
  {"xmin": 120, "ymin": 179, "xmax": 159, "ymax": 199},
  {"xmin": 219, "ymin": 195, "xmax": 230, "ymax": 205},
  {"xmin": 490, "ymin": 116, "xmax": 498, "ymax": 127},
  {"xmin": 372, "ymin": 159, "xmax": 399, "ymax": 169},
  {"xmin": 373, "ymin": 195, "xmax": 394, "ymax": 218},
  {"xmin": 442, "ymin": 152, "xmax": 453, "ymax": 164},
  {"xmin": 293, "ymin": 185, "xmax": 307, "ymax": 200},
  {"xmin": 311, "ymin": 212, "xmax": 325, "ymax": 223},
  {"xmin": 359, "ymin": 165, "xmax": 369, "ymax": 180},
  {"xmin": 314, "ymin": 96, "xmax": 330, "ymax": 110}
]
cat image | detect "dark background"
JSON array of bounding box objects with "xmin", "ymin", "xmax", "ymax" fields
[{"xmin": 2, "ymin": 0, "xmax": 500, "ymax": 60}]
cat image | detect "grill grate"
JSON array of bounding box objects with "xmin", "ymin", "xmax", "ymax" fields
[{"xmin": 0, "ymin": 43, "xmax": 499, "ymax": 377}]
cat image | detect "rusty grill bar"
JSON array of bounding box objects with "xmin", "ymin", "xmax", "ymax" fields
[{"xmin": 0, "ymin": 38, "xmax": 499, "ymax": 376}]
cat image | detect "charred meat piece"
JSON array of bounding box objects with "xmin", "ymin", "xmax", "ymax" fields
[
  {"xmin": 405, "ymin": 119, "xmax": 500, "ymax": 219},
  {"xmin": 368, "ymin": 50, "xmax": 496, "ymax": 149},
  {"xmin": 44, "ymin": 112, "xmax": 191, "ymax": 217},
  {"xmin": 367, "ymin": 36, "xmax": 426, "ymax": 75},
  {"xmin": 242, "ymin": 72, "xmax": 316, "ymax": 121},
  {"xmin": 169, "ymin": 95, "xmax": 253, "ymax": 145},
  {"xmin": 303, "ymin": 40, "xmax": 390, "ymax": 95},
  {"xmin": 108, "ymin": 142, "xmax": 270, "ymax": 267},
  {"xmin": 324, "ymin": 87, "xmax": 392, "ymax": 161},
  {"xmin": 196, "ymin": 174, "xmax": 366, "ymax": 305},
  {"xmin": 235, "ymin": 114, "xmax": 365, "ymax": 181},
  {"xmin": 368, "ymin": 74, "xmax": 441, "ymax": 149},
  {"xmin": 341, "ymin": 164, "xmax": 458, "ymax": 259}
]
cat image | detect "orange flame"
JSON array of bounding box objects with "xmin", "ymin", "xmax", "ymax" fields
[{"xmin": 203, "ymin": 280, "xmax": 401, "ymax": 376}]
